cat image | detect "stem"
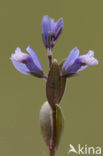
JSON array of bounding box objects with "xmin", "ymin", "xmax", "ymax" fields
[
  {"xmin": 50, "ymin": 108, "xmax": 56, "ymax": 156},
  {"xmin": 47, "ymin": 48, "xmax": 52, "ymax": 68},
  {"xmin": 50, "ymin": 148, "xmax": 55, "ymax": 156},
  {"xmin": 43, "ymin": 75, "xmax": 48, "ymax": 82},
  {"xmin": 48, "ymin": 55, "xmax": 52, "ymax": 68}
]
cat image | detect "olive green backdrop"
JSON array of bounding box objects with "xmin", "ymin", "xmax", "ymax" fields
[{"xmin": 0, "ymin": 0, "xmax": 102, "ymax": 156}]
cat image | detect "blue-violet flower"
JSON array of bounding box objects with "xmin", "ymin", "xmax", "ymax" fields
[
  {"xmin": 10, "ymin": 46, "xmax": 44, "ymax": 77},
  {"xmin": 62, "ymin": 47, "xmax": 98, "ymax": 77},
  {"xmin": 42, "ymin": 15, "xmax": 64, "ymax": 53}
]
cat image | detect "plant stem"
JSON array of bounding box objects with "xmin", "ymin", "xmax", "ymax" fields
[
  {"xmin": 50, "ymin": 108, "xmax": 56, "ymax": 156},
  {"xmin": 48, "ymin": 54, "xmax": 52, "ymax": 68},
  {"xmin": 50, "ymin": 148, "xmax": 55, "ymax": 156},
  {"xmin": 47, "ymin": 48, "xmax": 52, "ymax": 68},
  {"xmin": 43, "ymin": 75, "xmax": 48, "ymax": 82}
]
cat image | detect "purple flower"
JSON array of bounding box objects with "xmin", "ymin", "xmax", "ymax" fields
[
  {"xmin": 10, "ymin": 46, "xmax": 44, "ymax": 77},
  {"xmin": 42, "ymin": 15, "xmax": 64, "ymax": 52},
  {"xmin": 62, "ymin": 47, "xmax": 98, "ymax": 77}
]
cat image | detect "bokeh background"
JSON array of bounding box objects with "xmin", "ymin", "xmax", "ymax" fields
[{"xmin": 0, "ymin": 0, "xmax": 103, "ymax": 156}]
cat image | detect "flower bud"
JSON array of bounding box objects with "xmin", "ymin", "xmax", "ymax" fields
[{"xmin": 42, "ymin": 16, "xmax": 64, "ymax": 51}]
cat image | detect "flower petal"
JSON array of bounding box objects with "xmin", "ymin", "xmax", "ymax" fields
[
  {"xmin": 62, "ymin": 49, "xmax": 98, "ymax": 76},
  {"xmin": 10, "ymin": 48, "xmax": 44, "ymax": 77},
  {"xmin": 11, "ymin": 61, "xmax": 31, "ymax": 75},
  {"xmin": 62, "ymin": 47, "xmax": 79, "ymax": 73},
  {"xmin": 11, "ymin": 48, "xmax": 30, "ymax": 62},
  {"xmin": 26, "ymin": 46, "xmax": 43, "ymax": 72},
  {"xmin": 42, "ymin": 15, "xmax": 64, "ymax": 50},
  {"xmin": 42, "ymin": 16, "xmax": 55, "ymax": 48},
  {"xmin": 55, "ymin": 18, "xmax": 64, "ymax": 40},
  {"xmin": 77, "ymin": 65, "xmax": 88, "ymax": 72},
  {"xmin": 78, "ymin": 51, "xmax": 98, "ymax": 66},
  {"xmin": 88, "ymin": 50, "xmax": 94, "ymax": 57},
  {"xmin": 42, "ymin": 16, "xmax": 55, "ymax": 35},
  {"xmin": 65, "ymin": 59, "xmax": 83, "ymax": 74}
]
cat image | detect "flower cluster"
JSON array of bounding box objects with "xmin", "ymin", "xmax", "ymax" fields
[
  {"xmin": 10, "ymin": 15, "xmax": 98, "ymax": 156},
  {"xmin": 10, "ymin": 16, "xmax": 98, "ymax": 79}
]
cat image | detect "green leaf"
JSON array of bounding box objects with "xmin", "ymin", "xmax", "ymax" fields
[
  {"xmin": 55, "ymin": 59, "xmax": 67, "ymax": 104},
  {"xmin": 59, "ymin": 58, "xmax": 66, "ymax": 72},
  {"xmin": 56, "ymin": 77, "xmax": 66, "ymax": 104},
  {"xmin": 55, "ymin": 104, "xmax": 64, "ymax": 149}
]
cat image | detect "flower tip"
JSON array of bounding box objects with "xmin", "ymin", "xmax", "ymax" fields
[
  {"xmin": 9, "ymin": 56, "xmax": 12, "ymax": 61},
  {"xmin": 74, "ymin": 46, "xmax": 79, "ymax": 51},
  {"xmin": 88, "ymin": 50, "xmax": 98, "ymax": 65},
  {"xmin": 94, "ymin": 59, "xmax": 99, "ymax": 65},
  {"xmin": 59, "ymin": 17, "xmax": 64, "ymax": 25},
  {"xmin": 42, "ymin": 15, "xmax": 49, "ymax": 23},
  {"xmin": 15, "ymin": 47, "xmax": 21, "ymax": 53},
  {"xmin": 43, "ymin": 15, "xmax": 49, "ymax": 18},
  {"xmin": 10, "ymin": 53, "xmax": 16, "ymax": 61},
  {"xmin": 71, "ymin": 47, "xmax": 80, "ymax": 55},
  {"xmin": 26, "ymin": 46, "xmax": 31, "ymax": 52},
  {"xmin": 88, "ymin": 50, "xmax": 94, "ymax": 57}
]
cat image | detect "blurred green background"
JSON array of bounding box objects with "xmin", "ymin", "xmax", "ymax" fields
[{"xmin": 0, "ymin": 0, "xmax": 103, "ymax": 155}]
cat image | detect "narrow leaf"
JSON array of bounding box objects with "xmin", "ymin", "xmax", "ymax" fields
[
  {"xmin": 56, "ymin": 59, "xmax": 67, "ymax": 104},
  {"xmin": 46, "ymin": 59, "xmax": 61, "ymax": 109},
  {"xmin": 55, "ymin": 104, "xmax": 64, "ymax": 149},
  {"xmin": 56, "ymin": 77, "xmax": 66, "ymax": 104}
]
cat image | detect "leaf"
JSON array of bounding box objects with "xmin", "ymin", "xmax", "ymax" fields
[
  {"xmin": 46, "ymin": 59, "xmax": 61, "ymax": 109},
  {"xmin": 39, "ymin": 101, "xmax": 52, "ymax": 148},
  {"xmin": 56, "ymin": 59, "xmax": 67, "ymax": 104},
  {"xmin": 59, "ymin": 58, "xmax": 66, "ymax": 72},
  {"xmin": 56, "ymin": 77, "xmax": 66, "ymax": 104},
  {"xmin": 55, "ymin": 104, "xmax": 64, "ymax": 149},
  {"xmin": 40, "ymin": 102, "xmax": 64, "ymax": 150}
]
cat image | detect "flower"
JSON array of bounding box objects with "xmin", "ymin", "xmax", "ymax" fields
[
  {"xmin": 62, "ymin": 47, "xmax": 98, "ymax": 77},
  {"xmin": 42, "ymin": 15, "xmax": 64, "ymax": 52},
  {"xmin": 10, "ymin": 46, "xmax": 44, "ymax": 77}
]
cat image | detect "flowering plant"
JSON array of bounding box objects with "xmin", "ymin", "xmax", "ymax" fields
[{"xmin": 10, "ymin": 15, "xmax": 98, "ymax": 156}]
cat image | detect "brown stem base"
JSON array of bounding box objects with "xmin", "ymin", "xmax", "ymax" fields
[
  {"xmin": 48, "ymin": 55, "xmax": 52, "ymax": 68},
  {"xmin": 50, "ymin": 148, "xmax": 55, "ymax": 156}
]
